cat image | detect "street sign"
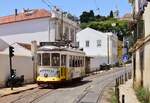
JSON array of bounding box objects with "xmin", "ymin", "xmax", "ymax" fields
[{"xmin": 122, "ymin": 54, "xmax": 128, "ymax": 63}]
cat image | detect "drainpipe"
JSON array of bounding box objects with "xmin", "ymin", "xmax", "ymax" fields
[{"xmin": 107, "ymin": 35, "xmax": 110, "ymax": 65}]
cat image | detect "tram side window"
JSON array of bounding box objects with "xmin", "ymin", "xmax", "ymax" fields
[
  {"xmin": 51, "ymin": 53, "xmax": 60, "ymax": 66},
  {"xmin": 82, "ymin": 57, "xmax": 85, "ymax": 67},
  {"xmin": 69, "ymin": 56, "xmax": 72, "ymax": 67},
  {"xmin": 38, "ymin": 54, "xmax": 41, "ymax": 66},
  {"xmin": 79, "ymin": 57, "xmax": 81, "ymax": 67},
  {"xmin": 42, "ymin": 53, "xmax": 50, "ymax": 66},
  {"xmin": 61, "ymin": 55, "xmax": 66, "ymax": 66}
]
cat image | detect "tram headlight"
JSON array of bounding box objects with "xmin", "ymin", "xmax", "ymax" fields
[{"xmin": 44, "ymin": 73, "xmax": 48, "ymax": 78}]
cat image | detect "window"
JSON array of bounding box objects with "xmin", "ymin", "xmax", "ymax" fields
[
  {"xmin": 97, "ymin": 40, "xmax": 102, "ymax": 47},
  {"xmin": 139, "ymin": 49, "xmax": 144, "ymax": 86},
  {"xmin": 137, "ymin": 20, "xmax": 145, "ymax": 39},
  {"xmin": 37, "ymin": 53, "xmax": 41, "ymax": 66},
  {"xmin": 70, "ymin": 29, "xmax": 75, "ymax": 42},
  {"xmin": 62, "ymin": 27, "xmax": 69, "ymax": 40},
  {"xmin": 69, "ymin": 56, "xmax": 72, "ymax": 67},
  {"xmin": 85, "ymin": 40, "xmax": 90, "ymax": 47},
  {"xmin": 82, "ymin": 57, "xmax": 84, "ymax": 67},
  {"xmin": 42, "ymin": 53, "xmax": 50, "ymax": 66},
  {"xmin": 133, "ymin": 54, "xmax": 136, "ymax": 82},
  {"xmin": 51, "ymin": 53, "xmax": 60, "ymax": 66},
  {"xmin": 61, "ymin": 55, "xmax": 66, "ymax": 66},
  {"xmin": 77, "ymin": 42, "xmax": 79, "ymax": 47}
]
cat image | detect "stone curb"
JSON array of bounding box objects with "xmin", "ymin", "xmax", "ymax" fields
[{"xmin": 0, "ymin": 86, "xmax": 37, "ymax": 97}]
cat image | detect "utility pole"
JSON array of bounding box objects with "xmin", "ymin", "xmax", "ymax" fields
[
  {"xmin": 9, "ymin": 46, "xmax": 14, "ymax": 90},
  {"xmin": 41, "ymin": 0, "xmax": 52, "ymax": 42}
]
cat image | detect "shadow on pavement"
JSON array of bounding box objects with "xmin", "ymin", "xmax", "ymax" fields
[{"xmin": 39, "ymin": 80, "xmax": 92, "ymax": 89}]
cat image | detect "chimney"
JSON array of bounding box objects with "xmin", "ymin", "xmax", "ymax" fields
[{"xmin": 15, "ymin": 9, "xmax": 18, "ymax": 16}]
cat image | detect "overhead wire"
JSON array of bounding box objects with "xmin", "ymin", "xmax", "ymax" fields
[
  {"xmin": 41, "ymin": 0, "xmax": 53, "ymax": 10},
  {"xmin": 94, "ymin": 0, "xmax": 100, "ymax": 14}
]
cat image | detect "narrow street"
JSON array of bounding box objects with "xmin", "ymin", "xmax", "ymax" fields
[{"xmin": 0, "ymin": 65, "xmax": 132, "ymax": 103}]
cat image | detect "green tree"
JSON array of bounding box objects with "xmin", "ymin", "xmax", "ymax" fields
[
  {"xmin": 80, "ymin": 10, "xmax": 95, "ymax": 23},
  {"xmin": 80, "ymin": 20, "xmax": 130, "ymax": 41},
  {"xmin": 79, "ymin": 10, "xmax": 131, "ymax": 41},
  {"xmin": 109, "ymin": 10, "xmax": 114, "ymax": 18}
]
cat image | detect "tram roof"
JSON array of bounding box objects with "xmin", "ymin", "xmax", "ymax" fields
[{"xmin": 37, "ymin": 46, "xmax": 85, "ymax": 54}]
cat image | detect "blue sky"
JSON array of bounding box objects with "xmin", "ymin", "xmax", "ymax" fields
[{"xmin": 0, "ymin": 0, "xmax": 132, "ymax": 17}]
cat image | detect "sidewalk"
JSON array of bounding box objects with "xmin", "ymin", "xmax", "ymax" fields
[
  {"xmin": 119, "ymin": 79, "xmax": 140, "ymax": 103},
  {"xmin": 0, "ymin": 84, "xmax": 38, "ymax": 97}
]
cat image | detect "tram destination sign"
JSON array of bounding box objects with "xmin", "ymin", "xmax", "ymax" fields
[{"xmin": 40, "ymin": 42, "xmax": 66, "ymax": 47}]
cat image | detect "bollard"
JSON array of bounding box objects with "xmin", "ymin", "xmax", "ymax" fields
[
  {"xmin": 128, "ymin": 72, "xmax": 130, "ymax": 79},
  {"xmin": 125, "ymin": 73, "xmax": 127, "ymax": 81},
  {"xmin": 116, "ymin": 87, "xmax": 120, "ymax": 103},
  {"xmin": 116, "ymin": 78, "xmax": 119, "ymax": 87},
  {"xmin": 129, "ymin": 72, "xmax": 132, "ymax": 79},
  {"xmin": 119, "ymin": 76, "xmax": 122, "ymax": 85},
  {"xmin": 122, "ymin": 75, "xmax": 124, "ymax": 84},
  {"xmin": 120, "ymin": 76, "xmax": 123, "ymax": 84},
  {"xmin": 122, "ymin": 95, "xmax": 125, "ymax": 103}
]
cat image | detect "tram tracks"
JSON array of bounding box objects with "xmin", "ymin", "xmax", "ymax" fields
[
  {"xmin": 74, "ymin": 68, "xmax": 128, "ymax": 103},
  {"xmin": 0, "ymin": 67, "xmax": 130, "ymax": 103},
  {"xmin": 10, "ymin": 88, "xmax": 56, "ymax": 103}
]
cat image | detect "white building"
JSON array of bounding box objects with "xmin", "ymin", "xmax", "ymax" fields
[
  {"xmin": 77, "ymin": 28, "xmax": 118, "ymax": 71},
  {"xmin": 0, "ymin": 42, "xmax": 34, "ymax": 87},
  {"xmin": 0, "ymin": 8, "xmax": 79, "ymax": 45},
  {"xmin": 0, "ymin": 8, "xmax": 79, "ymax": 86}
]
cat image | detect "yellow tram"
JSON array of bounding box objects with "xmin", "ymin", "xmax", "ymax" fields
[{"xmin": 36, "ymin": 43, "xmax": 86, "ymax": 86}]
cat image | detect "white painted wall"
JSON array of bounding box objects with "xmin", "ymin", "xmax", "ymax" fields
[
  {"xmin": 143, "ymin": 2, "xmax": 150, "ymax": 90},
  {"xmin": 144, "ymin": 42, "xmax": 150, "ymax": 89},
  {"xmin": 0, "ymin": 18, "xmax": 49, "ymax": 44},
  {"xmin": 0, "ymin": 54, "xmax": 34, "ymax": 87},
  {"xmin": 0, "ymin": 39, "xmax": 9, "ymax": 51},
  {"xmin": 77, "ymin": 28, "xmax": 108, "ymax": 57},
  {"xmin": 0, "ymin": 43, "xmax": 34, "ymax": 87},
  {"xmin": 143, "ymin": 2, "xmax": 150, "ymax": 37},
  {"xmin": 77, "ymin": 28, "xmax": 118, "ymax": 71},
  {"xmin": 0, "ymin": 15, "xmax": 79, "ymax": 44}
]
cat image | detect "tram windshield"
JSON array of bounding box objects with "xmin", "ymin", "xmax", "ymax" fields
[{"xmin": 38, "ymin": 53, "xmax": 60, "ymax": 67}]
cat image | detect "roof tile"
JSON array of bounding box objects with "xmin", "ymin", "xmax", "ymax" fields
[{"xmin": 0, "ymin": 9, "xmax": 51, "ymax": 25}]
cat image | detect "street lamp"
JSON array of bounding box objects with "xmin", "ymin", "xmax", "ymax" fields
[{"xmin": 111, "ymin": 23, "xmax": 117, "ymax": 34}]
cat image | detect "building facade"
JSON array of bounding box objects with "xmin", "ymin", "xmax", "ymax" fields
[
  {"xmin": 77, "ymin": 28, "xmax": 118, "ymax": 72},
  {"xmin": 0, "ymin": 42, "xmax": 34, "ymax": 87},
  {"xmin": 129, "ymin": 0, "xmax": 150, "ymax": 90},
  {"xmin": 0, "ymin": 8, "xmax": 79, "ymax": 45},
  {"xmin": 0, "ymin": 8, "xmax": 80, "ymax": 86}
]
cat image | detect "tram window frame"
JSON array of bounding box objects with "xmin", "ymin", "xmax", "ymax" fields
[
  {"xmin": 37, "ymin": 53, "xmax": 42, "ymax": 66},
  {"xmin": 79, "ymin": 57, "xmax": 81, "ymax": 67},
  {"xmin": 69, "ymin": 56, "xmax": 72, "ymax": 67},
  {"xmin": 61, "ymin": 55, "xmax": 66, "ymax": 67},
  {"xmin": 83, "ymin": 57, "xmax": 85, "ymax": 67},
  {"xmin": 51, "ymin": 53, "xmax": 60, "ymax": 67},
  {"xmin": 80, "ymin": 57, "xmax": 83, "ymax": 67},
  {"xmin": 75, "ymin": 56, "xmax": 78, "ymax": 67},
  {"xmin": 77, "ymin": 56, "xmax": 80, "ymax": 67},
  {"xmin": 42, "ymin": 53, "xmax": 50, "ymax": 66},
  {"xmin": 72, "ymin": 56, "xmax": 75, "ymax": 67}
]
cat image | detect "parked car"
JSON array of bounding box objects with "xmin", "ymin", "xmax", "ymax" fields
[{"xmin": 100, "ymin": 63, "xmax": 110, "ymax": 71}]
